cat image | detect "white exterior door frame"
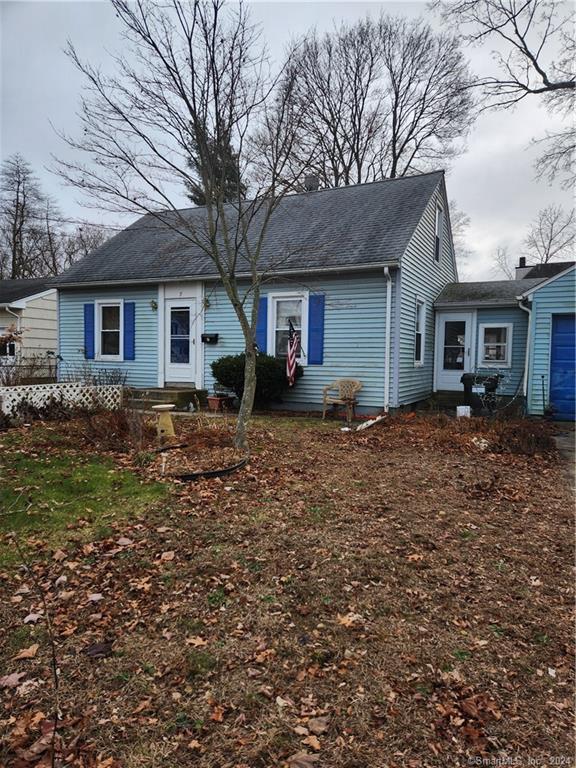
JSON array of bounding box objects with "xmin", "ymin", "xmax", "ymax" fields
[
  {"xmin": 158, "ymin": 282, "xmax": 203, "ymax": 387},
  {"xmin": 434, "ymin": 310, "xmax": 476, "ymax": 391}
]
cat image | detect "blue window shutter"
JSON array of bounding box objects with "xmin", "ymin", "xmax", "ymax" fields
[
  {"xmin": 256, "ymin": 296, "xmax": 267, "ymax": 353},
  {"xmin": 308, "ymin": 294, "xmax": 325, "ymax": 365},
  {"xmin": 124, "ymin": 302, "xmax": 136, "ymax": 360},
  {"xmin": 84, "ymin": 303, "xmax": 95, "ymax": 360}
]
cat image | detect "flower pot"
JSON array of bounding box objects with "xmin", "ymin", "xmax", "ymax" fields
[{"xmin": 207, "ymin": 395, "xmax": 229, "ymax": 412}]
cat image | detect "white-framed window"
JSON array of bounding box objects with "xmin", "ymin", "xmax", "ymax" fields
[
  {"xmin": 0, "ymin": 328, "xmax": 16, "ymax": 358},
  {"xmin": 434, "ymin": 204, "xmax": 443, "ymax": 262},
  {"xmin": 96, "ymin": 300, "xmax": 123, "ymax": 360},
  {"xmin": 267, "ymin": 292, "xmax": 309, "ymax": 364},
  {"xmin": 478, "ymin": 323, "xmax": 512, "ymax": 368},
  {"xmin": 414, "ymin": 299, "xmax": 425, "ymax": 366}
]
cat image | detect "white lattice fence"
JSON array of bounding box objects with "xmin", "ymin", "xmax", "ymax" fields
[{"xmin": 0, "ymin": 382, "xmax": 123, "ymax": 415}]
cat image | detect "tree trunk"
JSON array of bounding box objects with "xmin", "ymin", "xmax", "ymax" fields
[{"xmin": 234, "ymin": 343, "xmax": 257, "ymax": 451}]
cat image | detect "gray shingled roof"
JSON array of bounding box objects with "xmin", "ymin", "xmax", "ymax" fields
[
  {"xmin": 0, "ymin": 278, "xmax": 55, "ymax": 306},
  {"xmin": 435, "ymin": 278, "xmax": 545, "ymax": 307},
  {"xmin": 54, "ymin": 171, "xmax": 444, "ymax": 286},
  {"xmin": 524, "ymin": 261, "xmax": 575, "ymax": 279}
]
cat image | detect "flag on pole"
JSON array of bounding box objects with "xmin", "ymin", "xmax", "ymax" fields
[{"xmin": 286, "ymin": 319, "xmax": 299, "ymax": 387}]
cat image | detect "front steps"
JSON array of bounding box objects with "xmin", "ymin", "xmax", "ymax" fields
[{"xmin": 125, "ymin": 387, "xmax": 208, "ymax": 412}]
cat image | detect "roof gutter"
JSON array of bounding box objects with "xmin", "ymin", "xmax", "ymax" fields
[{"xmin": 52, "ymin": 260, "xmax": 400, "ymax": 289}]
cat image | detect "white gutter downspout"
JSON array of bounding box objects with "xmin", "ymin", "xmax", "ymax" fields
[
  {"xmin": 5, "ymin": 305, "xmax": 21, "ymax": 331},
  {"xmin": 518, "ymin": 298, "xmax": 531, "ymax": 398},
  {"xmin": 384, "ymin": 266, "xmax": 392, "ymax": 412}
]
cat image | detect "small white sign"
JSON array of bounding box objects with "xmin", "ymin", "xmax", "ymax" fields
[
  {"xmin": 457, "ymin": 405, "xmax": 471, "ymax": 418},
  {"xmin": 472, "ymin": 385, "xmax": 485, "ymax": 394}
]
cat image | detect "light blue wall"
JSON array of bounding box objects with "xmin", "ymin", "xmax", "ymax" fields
[
  {"xmin": 527, "ymin": 268, "xmax": 575, "ymax": 415},
  {"xmin": 474, "ymin": 306, "xmax": 529, "ymax": 397},
  {"xmin": 397, "ymin": 182, "xmax": 458, "ymax": 405},
  {"xmin": 203, "ymin": 271, "xmax": 392, "ymax": 410},
  {"xmin": 58, "ymin": 287, "xmax": 159, "ymax": 387}
]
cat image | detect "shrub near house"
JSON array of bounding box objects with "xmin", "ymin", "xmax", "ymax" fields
[{"xmin": 211, "ymin": 353, "xmax": 303, "ymax": 406}]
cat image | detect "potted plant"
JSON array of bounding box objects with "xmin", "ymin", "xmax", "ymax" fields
[{"xmin": 207, "ymin": 385, "xmax": 235, "ymax": 413}]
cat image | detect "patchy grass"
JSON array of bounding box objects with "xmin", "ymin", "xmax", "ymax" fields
[
  {"xmin": 0, "ymin": 425, "xmax": 167, "ymax": 562},
  {"xmin": 0, "ymin": 414, "xmax": 573, "ymax": 768}
]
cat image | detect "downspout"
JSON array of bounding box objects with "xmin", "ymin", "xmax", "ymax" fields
[
  {"xmin": 384, "ymin": 267, "xmax": 392, "ymax": 412},
  {"xmin": 518, "ymin": 298, "xmax": 531, "ymax": 401}
]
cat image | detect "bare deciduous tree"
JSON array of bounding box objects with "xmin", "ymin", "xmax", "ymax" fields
[
  {"xmin": 434, "ymin": 0, "xmax": 576, "ymax": 187},
  {"xmin": 0, "ymin": 154, "xmax": 45, "ymax": 278},
  {"xmin": 55, "ymin": 0, "xmax": 308, "ymax": 450},
  {"xmin": 449, "ymin": 200, "xmax": 475, "ymax": 271},
  {"xmin": 491, "ymin": 244, "xmax": 516, "ymax": 278},
  {"xmin": 523, "ymin": 204, "xmax": 575, "ymax": 263},
  {"xmin": 282, "ymin": 15, "xmax": 475, "ymax": 187},
  {"xmin": 0, "ymin": 154, "xmax": 108, "ymax": 278}
]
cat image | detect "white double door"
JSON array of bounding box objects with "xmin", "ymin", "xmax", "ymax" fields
[
  {"xmin": 164, "ymin": 298, "xmax": 197, "ymax": 384},
  {"xmin": 435, "ymin": 312, "xmax": 475, "ymax": 391}
]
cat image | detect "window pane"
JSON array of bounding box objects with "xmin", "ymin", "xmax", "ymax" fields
[
  {"xmin": 276, "ymin": 299, "xmax": 302, "ymax": 329},
  {"xmin": 101, "ymin": 305, "xmax": 120, "ymax": 330},
  {"xmin": 484, "ymin": 344, "xmax": 506, "ymax": 361},
  {"xmin": 443, "ymin": 321, "xmax": 465, "ymax": 370},
  {"xmin": 445, "ymin": 321, "xmax": 465, "ymax": 346},
  {"xmin": 170, "ymin": 308, "xmax": 190, "ymax": 336},
  {"xmin": 171, "ymin": 337, "xmax": 190, "ymax": 363},
  {"xmin": 415, "ymin": 333, "xmax": 422, "ymax": 362},
  {"xmin": 101, "ymin": 330, "xmax": 120, "ymax": 355},
  {"xmin": 484, "ymin": 327, "xmax": 507, "ymax": 345}
]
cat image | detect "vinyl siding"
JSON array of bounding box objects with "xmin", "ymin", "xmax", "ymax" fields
[
  {"xmin": 20, "ymin": 292, "xmax": 58, "ymax": 355},
  {"xmin": 203, "ymin": 271, "xmax": 392, "ymax": 410},
  {"xmin": 58, "ymin": 287, "xmax": 159, "ymax": 386},
  {"xmin": 397, "ymin": 184, "xmax": 458, "ymax": 405},
  {"xmin": 527, "ymin": 267, "xmax": 576, "ymax": 415},
  {"xmin": 474, "ymin": 307, "xmax": 528, "ymax": 397}
]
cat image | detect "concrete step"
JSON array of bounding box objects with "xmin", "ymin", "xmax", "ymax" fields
[{"xmin": 125, "ymin": 398, "xmax": 194, "ymax": 412}]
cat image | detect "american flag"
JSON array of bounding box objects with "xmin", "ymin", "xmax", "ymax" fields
[{"xmin": 286, "ymin": 319, "xmax": 299, "ymax": 387}]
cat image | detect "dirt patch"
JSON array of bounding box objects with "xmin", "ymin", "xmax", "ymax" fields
[{"xmin": 0, "ymin": 414, "xmax": 573, "ymax": 767}]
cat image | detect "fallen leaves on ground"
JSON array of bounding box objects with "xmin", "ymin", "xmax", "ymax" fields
[{"xmin": 0, "ymin": 413, "xmax": 573, "ymax": 767}]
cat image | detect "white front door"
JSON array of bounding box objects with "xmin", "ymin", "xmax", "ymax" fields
[
  {"xmin": 165, "ymin": 299, "xmax": 197, "ymax": 384},
  {"xmin": 436, "ymin": 312, "xmax": 474, "ymax": 391}
]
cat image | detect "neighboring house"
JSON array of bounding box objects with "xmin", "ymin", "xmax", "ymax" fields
[
  {"xmin": 435, "ymin": 262, "xmax": 575, "ymax": 420},
  {"xmin": 0, "ymin": 278, "xmax": 58, "ymax": 377},
  {"xmin": 54, "ymin": 171, "xmax": 458, "ymax": 413}
]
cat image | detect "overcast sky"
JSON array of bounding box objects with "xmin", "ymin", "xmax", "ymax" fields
[{"xmin": 0, "ymin": 0, "xmax": 572, "ymax": 279}]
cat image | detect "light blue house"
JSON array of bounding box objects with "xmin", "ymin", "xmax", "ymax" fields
[
  {"xmin": 54, "ymin": 172, "xmax": 575, "ymax": 420},
  {"xmin": 434, "ymin": 262, "xmax": 575, "ymax": 420},
  {"xmin": 55, "ymin": 172, "xmax": 459, "ymax": 413}
]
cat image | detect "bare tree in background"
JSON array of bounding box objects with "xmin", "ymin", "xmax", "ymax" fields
[
  {"xmin": 523, "ymin": 204, "xmax": 575, "ymax": 263},
  {"xmin": 449, "ymin": 200, "xmax": 475, "ymax": 272},
  {"xmin": 0, "ymin": 154, "xmax": 108, "ymax": 278},
  {"xmin": 491, "ymin": 204, "xmax": 575, "ymax": 277},
  {"xmin": 283, "ymin": 15, "xmax": 475, "ymax": 187},
  {"xmin": 491, "ymin": 244, "xmax": 516, "ymax": 279},
  {"xmin": 0, "ymin": 154, "xmax": 45, "ymax": 278},
  {"xmin": 434, "ymin": 0, "xmax": 576, "ymax": 187},
  {"xmin": 55, "ymin": 0, "xmax": 307, "ymax": 451}
]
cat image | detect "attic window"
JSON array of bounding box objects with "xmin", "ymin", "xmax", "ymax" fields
[{"xmin": 434, "ymin": 205, "xmax": 443, "ymax": 262}]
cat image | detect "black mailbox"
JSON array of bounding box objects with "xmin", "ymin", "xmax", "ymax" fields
[{"xmin": 201, "ymin": 333, "xmax": 219, "ymax": 344}]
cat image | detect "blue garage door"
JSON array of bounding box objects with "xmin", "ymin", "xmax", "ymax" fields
[{"xmin": 550, "ymin": 314, "xmax": 575, "ymax": 421}]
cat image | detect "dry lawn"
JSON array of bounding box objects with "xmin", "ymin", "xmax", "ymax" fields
[{"xmin": 0, "ymin": 413, "xmax": 573, "ymax": 768}]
